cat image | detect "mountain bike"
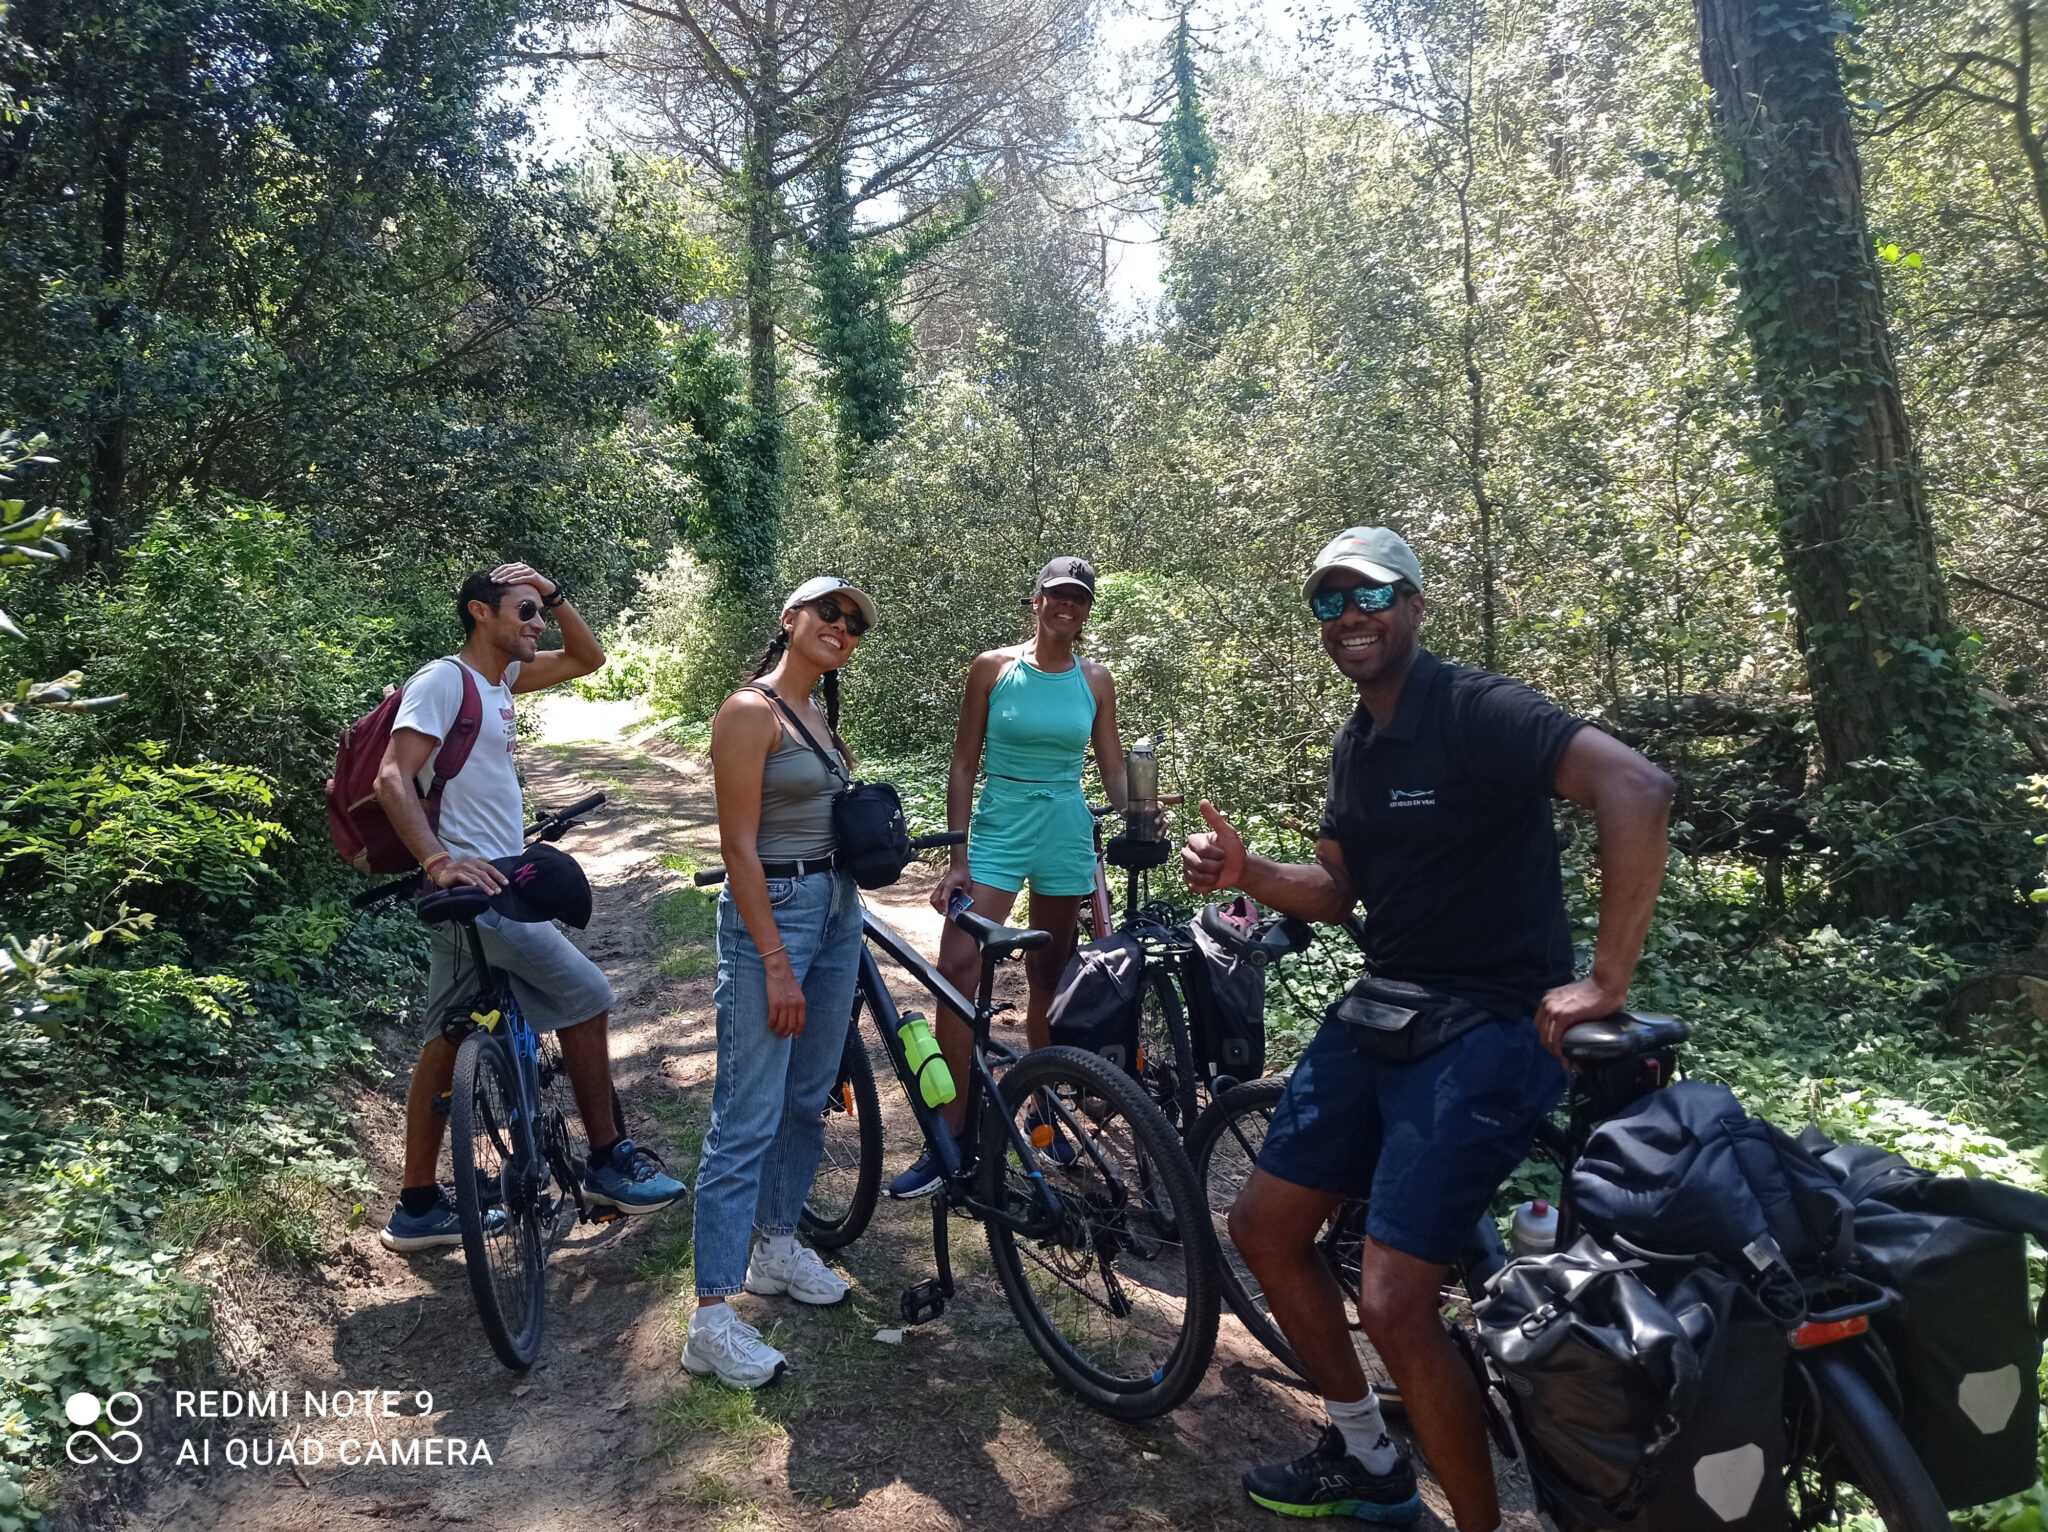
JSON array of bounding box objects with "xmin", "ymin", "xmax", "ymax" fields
[
  {"xmin": 354, "ymin": 791, "xmax": 628, "ymax": 1371},
  {"xmin": 693, "ymin": 836, "xmax": 1220, "ymax": 1420},
  {"xmin": 1190, "ymin": 1007, "xmax": 1954, "ymax": 1532},
  {"xmin": 1077, "ymin": 801, "xmax": 1205, "ymax": 1137}
]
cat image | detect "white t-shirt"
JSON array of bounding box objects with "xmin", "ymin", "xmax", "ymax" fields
[{"xmin": 392, "ymin": 657, "xmax": 525, "ymax": 860}]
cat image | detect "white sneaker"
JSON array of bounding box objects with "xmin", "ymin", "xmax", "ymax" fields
[
  {"xmin": 683, "ymin": 1305, "xmax": 786, "ymax": 1389},
  {"xmin": 744, "ymin": 1234, "xmax": 850, "ymax": 1305}
]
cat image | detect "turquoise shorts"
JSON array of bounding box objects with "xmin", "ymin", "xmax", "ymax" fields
[{"xmin": 967, "ymin": 776, "xmax": 1097, "ymax": 897}]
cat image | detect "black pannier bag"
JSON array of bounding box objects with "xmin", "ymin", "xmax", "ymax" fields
[
  {"xmin": 1570, "ymin": 1082, "xmax": 1854, "ymax": 1313},
  {"xmin": 1179, "ymin": 915, "xmax": 1265, "ymax": 1083},
  {"xmin": 1798, "ymin": 1126, "xmax": 2048, "ymax": 1509},
  {"xmin": 1481, "ymin": 1240, "xmax": 1790, "ymax": 1532},
  {"xmin": 1047, "ymin": 934, "xmax": 1144, "ymax": 1072},
  {"xmin": 1478, "ymin": 1239, "xmax": 1702, "ymax": 1523}
]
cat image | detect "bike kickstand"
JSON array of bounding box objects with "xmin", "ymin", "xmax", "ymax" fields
[{"xmin": 900, "ymin": 1188, "xmax": 957, "ymax": 1326}]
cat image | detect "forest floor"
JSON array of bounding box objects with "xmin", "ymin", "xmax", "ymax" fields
[{"xmin": 101, "ymin": 698, "xmax": 1540, "ymax": 1532}]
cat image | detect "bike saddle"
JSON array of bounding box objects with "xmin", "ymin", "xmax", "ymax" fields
[
  {"xmin": 415, "ymin": 884, "xmax": 492, "ymax": 925},
  {"xmin": 951, "ymin": 908, "xmax": 1051, "ymax": 960},
  {"xmin": 1559, "ymin": 1011, "xmax": 1688, "ymax": 1063}
]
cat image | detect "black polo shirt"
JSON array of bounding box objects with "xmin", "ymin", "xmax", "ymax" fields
[{"xmin": 1318, "ymin": 650, "xmax": 1587, "ymax": 1018}]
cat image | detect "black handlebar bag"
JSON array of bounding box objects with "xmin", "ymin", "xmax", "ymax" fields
[
  {"xmin": 1047, "ymin": 934, "xmax": 1144, "ymax": 1073},
  {"xmin": 1180, "ymin": 915, "xmax": 1266, "ymax": 1082},
  {"xmin": 1799, "ymin": 1126, "xmax": 2048, "ymax": 1509}
]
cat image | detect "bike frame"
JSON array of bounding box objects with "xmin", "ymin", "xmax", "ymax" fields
[
  {"xmin": 853, "ymin": 908, "xmax": 1070, "ymax": 1238},
  {"xmin": 453, "ymin": 923, "xmax": 558, "ymax": 1214}
]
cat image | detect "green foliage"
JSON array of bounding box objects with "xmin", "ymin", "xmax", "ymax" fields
[{"xmin": 1159, "ymin": 4, "xmax": 1219, "ymax": 209}]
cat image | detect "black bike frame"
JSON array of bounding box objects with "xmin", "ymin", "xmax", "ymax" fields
[{"xmin": 854, "ymin": 908, "xmax": 1071, "ymax": 1237}]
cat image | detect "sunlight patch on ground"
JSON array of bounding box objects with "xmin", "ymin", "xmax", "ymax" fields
[{"xmin": 527, "ymin": 690, "xmax": 650, "ymax": 746}]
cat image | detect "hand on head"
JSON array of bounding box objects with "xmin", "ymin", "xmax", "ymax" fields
[
  {"xmin": 1181, "ymin": 800, "xmax": 1246, "ymax": 894},
  {"xmin": 490, "ymin": 561, "xmax": 553, "ymax": 597}
]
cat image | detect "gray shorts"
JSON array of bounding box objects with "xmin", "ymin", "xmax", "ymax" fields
[{"xmin": 425, "ymin": 911, "xmax": 616, "ymax": 1034}]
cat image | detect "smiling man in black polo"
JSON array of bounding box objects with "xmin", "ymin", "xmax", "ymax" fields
[{"xmin": 1183, "ymin": 526, "xmax": 1675, "ymax": 1531}]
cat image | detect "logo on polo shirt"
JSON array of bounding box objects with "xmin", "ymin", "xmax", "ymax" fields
[{"xmin": 1389, "ymin": 788, "xmax": 1436, "ymax": 809}]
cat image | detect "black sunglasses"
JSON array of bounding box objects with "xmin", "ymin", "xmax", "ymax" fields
[
  {"xmin": 514, "ymin": 599, "xmax": 548, "ymax": 623},
  {"xmin": 810, "ymin": 597, "xmax": 870, "ymax": 637}
]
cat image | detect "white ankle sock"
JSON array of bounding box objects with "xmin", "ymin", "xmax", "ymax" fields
[
  {"xmin": 690, "ymin": 1303, "xmax": 733, "ymax": 1332},
  {"xmin": 1326, "ymin": 1392, "xmax": 1401, "ymax": 1474},
  {"xmin": 757, "ymin": 1232, "xmax": 798, "ymax": 1261}
]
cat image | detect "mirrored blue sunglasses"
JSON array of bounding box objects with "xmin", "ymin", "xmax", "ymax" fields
[{"xmin": 1310, "ymin": 582, "xmax": 1403, "ymax": 621}]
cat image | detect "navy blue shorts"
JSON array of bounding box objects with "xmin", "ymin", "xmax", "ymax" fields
[{"xmin": 1257, "ymin": 1012, "xmax": 1567, "ymax": 1265}]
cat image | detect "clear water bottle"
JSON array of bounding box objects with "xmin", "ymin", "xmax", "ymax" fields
[
  {"xmin": 1125, "ymin": 736, "xmax": 1159, "ymax": 841},
  {"xmin": 1510, "ymin": 1198, "xmax": 1559, "ymax": 1257}
]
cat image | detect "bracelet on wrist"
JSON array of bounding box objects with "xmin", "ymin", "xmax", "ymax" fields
[
  {"xmin": 758, "ymin": 942, "xmax": 787, "ymax": 961},
  {"xmin": 422, "ymin": 852, "xmax": 452, "ymax": 873}
]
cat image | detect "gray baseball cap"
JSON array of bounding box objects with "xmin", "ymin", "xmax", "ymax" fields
[{"xmin": 1301, "ymin": 527, "xmax": 1424, "ymax": 600}]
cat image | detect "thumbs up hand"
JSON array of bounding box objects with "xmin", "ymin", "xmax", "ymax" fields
[{"xmin": 1182, "ymin": 799, "xmax": 1248, "ymax": 894}]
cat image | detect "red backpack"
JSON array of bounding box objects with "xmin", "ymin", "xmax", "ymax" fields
[{"xmin": 326, "ymin": 659, "xmax": 484, "ymax": 873}]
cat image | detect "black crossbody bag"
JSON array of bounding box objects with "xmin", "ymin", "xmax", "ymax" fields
[
  {"xmin": 749, "ymin": 684, "xmax": 912, "ymax": 889},
  {"xmin": 1329, "ymin": 974, "xmax": 1504, "ymax": 1061}
]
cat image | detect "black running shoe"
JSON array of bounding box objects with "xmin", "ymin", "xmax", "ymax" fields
[{"xmin": 1243, "ymin": 1425, "xmax": 1423, "ymax": 1522}]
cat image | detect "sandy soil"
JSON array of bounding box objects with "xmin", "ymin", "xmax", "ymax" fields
[{"xmin": 96, "ymin": 696, "xmax": 1538, "ymax": 1532}]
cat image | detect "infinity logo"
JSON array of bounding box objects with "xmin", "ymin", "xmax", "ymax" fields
[{"xmin": 63, "ymin": 1391, "xmax": 144, "ymax": 1465}]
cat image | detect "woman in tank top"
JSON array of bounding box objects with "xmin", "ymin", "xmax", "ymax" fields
[
  {"xmin": 686, "ymin": 576, "xmax": 877, "ymax": 1390},
  {"xmin": 888, "ymin": 555, "xmax": 1136, "ymax": 1200}
]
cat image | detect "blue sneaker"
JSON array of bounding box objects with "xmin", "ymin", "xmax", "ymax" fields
[
  {"xmin": 1243, "ymin": 1425, "xmax": 1422, "ymax": 1523},
  {"xmin": 379, "ymin": 1187, "xmax": 503, "ymax": 1253},
  {"xmin": 888, "ymin": 1149, "xmax": 943, "ymax": 1200},
  {"xmin": 584, "ymin": 1139, "xmax": 685, "ymax": 1214}
]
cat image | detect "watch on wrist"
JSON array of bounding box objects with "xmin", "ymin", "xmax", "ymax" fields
[{"xmin": 542, "ymin": 581, "xmax": 569, "ymax": 611}]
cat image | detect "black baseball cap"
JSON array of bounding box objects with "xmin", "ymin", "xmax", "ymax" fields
[
  {"xmin": 1034, "ymin": 556, "xmax": 1096, "ymax": 598},
  {"xmin": 487, "ymin": 843, "xmax": 594, "ymax": 929}
]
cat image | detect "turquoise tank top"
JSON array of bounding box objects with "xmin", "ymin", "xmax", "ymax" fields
[{"xmin": 983, "ymin": 657, "xmax": 1096, "ymax": 783}]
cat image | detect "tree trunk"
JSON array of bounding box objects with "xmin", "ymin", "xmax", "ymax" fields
[
  {"xmin": 1693, "ymin": 0, "xmax": 1967, "ymax": 917},
  {"xmin": 733, "ymin": 21, "xmax": 784, "ymax": 610},
  {"xmin": 88, "ymin": 119, "xmax": 135, "ymax": 559}
]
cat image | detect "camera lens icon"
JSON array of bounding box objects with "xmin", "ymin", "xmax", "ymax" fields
[{"xmin": 63, "ymin": 1390, "xmax": 144, "ymax": 1465}]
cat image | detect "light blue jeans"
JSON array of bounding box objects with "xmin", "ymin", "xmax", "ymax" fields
[{"xmin": 694, "ymin": 867, "xmax": 863, "ymax": 1297}]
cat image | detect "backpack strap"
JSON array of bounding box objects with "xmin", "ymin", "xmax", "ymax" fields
[
  {"xmin": 423, "ymin": 659, "xmax": 484, "ymax": 831},
  {"xmin": 745, "ymin": 683, "xmax": 848, "ymax": 786}
]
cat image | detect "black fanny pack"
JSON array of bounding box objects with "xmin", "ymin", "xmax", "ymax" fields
[
  {"xmin": 1329, "ymin": 975, "xmax": 1503, "ymax": 1061},
  {"xmin": 749, "ymin": 684, "xmax": 912, "ymax": 890}
]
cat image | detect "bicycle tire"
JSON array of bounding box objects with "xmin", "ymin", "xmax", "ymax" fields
[
  {"xmin": 979, "ymin": 1045, "xmax": 1220, "ymax": 1420},
  {"xmin": 1188, "ymin": 1076, "xmax": 1315, "ymax": 1374},
  {"xmin": 800, "ymin": 1009, "xmax": 884, "ymax": 1249},
  {"xmin": 1136, "ymin": 966, "xmax": 1201, "ymax": 1138},
  {"xmin": 450, "ymin": 1030, "xmax": 547, "ymax": 1369},
  {"xmin": 1800, "ymin": 1348, "xmax": 1951, "ymax": 1532}
]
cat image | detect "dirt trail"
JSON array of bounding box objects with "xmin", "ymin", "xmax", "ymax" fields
[{"xmin": 107, "ymin": 699, "xmax": 1536, "ymax": 1532}]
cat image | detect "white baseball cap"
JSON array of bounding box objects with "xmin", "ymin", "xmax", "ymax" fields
[{"xmin": 781, "ymin": 576, "xmax": 878, "ymax": 630}]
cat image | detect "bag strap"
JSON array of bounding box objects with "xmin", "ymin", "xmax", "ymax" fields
[
  {"xmin": 424, "ymin": 659, "xmax": 484, "ymax": 828},
  {"xmin": 746, "ymin": 683, "xmax": 848, "ymax": 786}
]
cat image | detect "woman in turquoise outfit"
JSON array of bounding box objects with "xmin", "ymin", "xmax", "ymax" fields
[{"xmin": 889, "ymin": 556, "xmax": 1135, "ymax": 1199}]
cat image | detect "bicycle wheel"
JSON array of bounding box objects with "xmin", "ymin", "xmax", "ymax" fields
[
  {"xmin": 450, "ymin": 1030, "xmax": 547, "ymax": 1369},
  {"xmin": 1135, "ymin": 966, "xmax": 1200, "ymax": 1137},
  {"xmin": 1188, "ymin": 1077, "xmax": 1374, "ymax": 1386},
  {"xmin": 980, "ymin": 1044, "xmax": 1219, "ymax": 1420},
  {"xmin": 800, "ymin": 1012, "xmax": 884, "ymax": 1249},
  {"xmin": 1796, "ymin": 1349, "xmax": 1951, "ymax": 1532}
]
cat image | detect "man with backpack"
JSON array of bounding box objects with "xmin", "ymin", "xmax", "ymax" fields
[
  {"xmin": 373, "ymin": 562, "xmax": 684, "ymax": 1253},
  {"xmin": 1182, "ymin": 527, "xmax": 1675, "ymax": 1530}
]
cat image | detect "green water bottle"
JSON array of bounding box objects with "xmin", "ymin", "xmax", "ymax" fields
[{"xmin": 898, "ymin": 1013, "xmax": 956, "ymax": 1108}]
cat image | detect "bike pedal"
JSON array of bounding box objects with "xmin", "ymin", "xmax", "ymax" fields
[
  {"xmin": 431, "ymin": 1091, "xmax": 452, "ymax": 1118},
  {"xmin": 588, "ymin": 1204, "xmax": 624, "ymax": 1224},
  {"xmin": 900, "ymin": 1280, "xmax": 948, "ymax": 1325}
]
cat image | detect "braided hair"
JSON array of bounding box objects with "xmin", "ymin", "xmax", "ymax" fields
[{"xmin": 748, "ymin": 623, "xmax": 845, "ymax": 746}]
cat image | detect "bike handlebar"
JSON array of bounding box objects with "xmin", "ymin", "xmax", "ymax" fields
[
  {"xmin": 348, "ymin": 792, "xmax": 610, "ymax": 910},
  {"xmin": 691, "ymin": 830, "xmax": 965, "ymax": 887}
]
